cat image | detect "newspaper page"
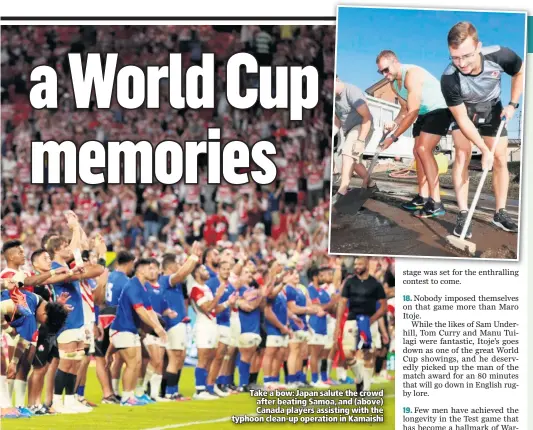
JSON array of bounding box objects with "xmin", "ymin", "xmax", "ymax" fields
[{"xmin": 0, "ymin": 1, "xmax": 530, "ymax": 430}]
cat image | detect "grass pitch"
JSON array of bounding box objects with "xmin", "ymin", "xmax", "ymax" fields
[{"xmin": 1, "ymin": 368, "xmax": 395, "ymax": 430}]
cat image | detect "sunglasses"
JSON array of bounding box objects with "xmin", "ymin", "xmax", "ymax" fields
[{"xmin": 378, "ymin": 67, "xmax": 390, "ymax": 75}]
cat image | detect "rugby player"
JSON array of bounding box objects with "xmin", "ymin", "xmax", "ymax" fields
[
  {"xmin": 1, "ymin": 268, "xmax": 70, "ymax": 415},
  {"xmin": 108, "ymin": 259, "xmax": 168, "ymax": 406},
  {"xmin": 205, "ymin": 260, "xmax": 237, "ymax": 396},
  {"xmin": 27, "ymin": 248, "xmax": 79, "ymax": 415},
  {"xmin": 188, "ymin": 263, "xmax": 237, "ymax": 399},
  {"xmin": 143, "ymin": 258, "xmax": 176, "ymax": 401},
  {"xmin": 47, "ymin": 232, "xmax": 106, "ymax": 413},
  {"xmin": 75, "ymin": 248, "xmax": 109, "ymax": 407},
  {"xmin": 285, "ymin": 268, "xmax": 318, "ymax": 388},
  {"xmin": 235, "ymin": 265, "xmax": 265, "ymax": 392},
  {"xmin": 332, "ymin": 76, "xmax": 375, "ymax": 206},
  {"xmin": 102, "ymin": 250, "xmax": 135, "ymax": 402},
  {"xmin": 307, "ymin": 268, "xmax": 335, "ymax": 388},
  {"xmin": 1, "ymin": 239, "xmax": 72, "ymax": 413},
  {"xmin": 320, "ymin": 265, "xmax": 342, "ymax": 385},
  {"xmin": 441, "ymin": 21, "xmax": 523, "ymax": 236},
  {"xmin": 376, "ymin": 50, "xmax": 453, "ymax": 218},
  {"xmin": 262, "ymin": 264, "xmax": 290, "ymax": 390},
  {"xmin": 160, "ymin": 245, "xmax": 202, "ymax": 401}
]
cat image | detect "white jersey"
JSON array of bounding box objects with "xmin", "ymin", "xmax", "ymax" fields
[
  {"xmin": 188, "ymin": 282, "xmax": 216, "ymax": 325},
  {"xmin": 80, "ymin": 278, "xmax": 96, "ymax": 324}
]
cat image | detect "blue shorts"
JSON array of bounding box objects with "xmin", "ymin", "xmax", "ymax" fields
[{"xmin": 355, "ymin": 315, "xmax": 372, "ymax": 350}]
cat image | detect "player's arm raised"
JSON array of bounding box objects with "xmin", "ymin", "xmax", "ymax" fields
[
  {"xmin": 65, "ymin": 211, "xmax": 83, "ymax": 252},
  {"xmin": 24, "ymin": 268, "xmax": 64, "ymax": 287},
  {"xmin": 67, "ymin": 235, "xmax": 107, "ymax": 281},
  {"xmin": 92, "ymin": 268, "xmax": 110, "ymax": 307},
  {"xmin": 169, "ymin": 242, "xmax": 201, "ymax": 286}
]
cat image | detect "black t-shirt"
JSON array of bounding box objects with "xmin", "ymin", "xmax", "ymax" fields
[
  {"xmin": 441, "ymin": 46, "xmax": 522, "ymax": 107},
  {"xmin": 34, "ymin": 284, "xmax": 54, "ymax": 302},
  {"xmin": 341, "ymin": 274, "xmax": 386, "ymax": 320}
]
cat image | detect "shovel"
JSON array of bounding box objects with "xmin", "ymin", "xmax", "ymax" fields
[
  {"xmin": 333, "ymin": 130, "xmax": 391, "ymax": 214},
  {"xmin": 445, "ymin": 118, "xmax": 507, "ymax": 256}
]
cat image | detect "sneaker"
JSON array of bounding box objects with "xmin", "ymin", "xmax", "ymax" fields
[
  {"xmin": 237, "ymin": 385, "xmax": 252, "ymax": 393},
  {"xmin": 356, "ymin": 381, "xmax": 364, "ymax": 394},
  {"xmin": 44, "ymin": 404, "xmax": 57, "ymax": 414},
  {"xmin": 137, "ymin": 394, "xmax": 155, "ymax": 404},
  {"xmin": 49, "ymin": 402, "xmax": 79, "ymax": 415},
  {"xmin": 453, "ymin": 210, "xmax": 472, "ymax": 239},
  {"xmin": 154, "ymin": 397, "xmax": 172, "ymax": 402},
  {"xmin": 213, "ymin": 384, "xmax": 230, "ymax": 397},
  {"xmin": 325, "ymin": 378, "xmax": 340, "ymax": 386},
  {"xmin": 29, "ymin": 404, "xmax": 49, "ymax": 415},
  {"xmin": 401, "ymin": 194, "xmax": 426, "ymax": 211},
  {"xmin": 339, "ymin": 377, "xmax": 354, "ymax": 384},
  {"xmin": 172, "ymin": 393, "xmax": 192, "ymax": 401},
  {"xmin": 223, "ymin": 385, "xmax": 239, "ymax": 395},
  {"xmin": 228, "ymin": 384, "xmax": 239, "ymax": 392},
  {"xmin": 16, "ymin": 406, "xmax": 33, "ymax": 417},
  {"xmin": 310, "ymin": 381, "xmax": 330, "ymax": 388},
  {"xmin": 193, "ymin": 390, "xmax": 219, "ymax": 400},
  {"xmin": 102, "ymin": 395, "xmax": 121, "ymax": 404},
  {"xmin": 64, "ymin": 397, "xmax": 92, "ymax": 413},
  {"xmin": 285, "ymin": 383, "xmax": 299, "ymax": 390},
  {"xmin": 78, "ymin": 398, "xmax": 98, "ymax": 407},
  {"xmin": 492, "ymin": 209, "xmax": 518, "ymax": 233},
  {"xmin": 1, "ymin": 407, "xmax": 22, "ymax": 418},
  {"xmin": 120, "ymin": 397, "xmax": 147, "ymax": 407},
  {"xmin": 413, "ymin": 199, "xmax": 445, "ymax": 218}
]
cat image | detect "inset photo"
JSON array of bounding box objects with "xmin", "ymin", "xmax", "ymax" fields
[{"xmin": 330, "ymin": 7, "xmax": 526, "ymax": 260}]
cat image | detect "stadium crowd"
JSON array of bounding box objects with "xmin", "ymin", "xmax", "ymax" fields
[
  {"xmin": 1, "ymin": 24, "xmax": 335, "ymax": 260},
  {"xmin": 1, "ymin": 24, "xmax": 394, "ymax": 420}
]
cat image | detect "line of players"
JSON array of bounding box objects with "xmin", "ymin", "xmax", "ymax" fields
[{"xmin": 0, "ymin": 211, "xmax": 393, "ymax": 417}]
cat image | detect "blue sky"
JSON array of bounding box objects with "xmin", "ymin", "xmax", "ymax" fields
[{"xmin": 336, "ymin": 7, "xmax": 527, "ymax": 138}]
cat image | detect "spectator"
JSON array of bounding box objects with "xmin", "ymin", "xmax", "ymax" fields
[
  {"xmin": 142, "ymin": 191, "xmax": 161, "ymax": 244},
  {"xmin": 1, "ymin": 24, "xmax": 334, "ymax": 262}
]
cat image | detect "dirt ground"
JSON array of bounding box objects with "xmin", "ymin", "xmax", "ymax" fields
[{"xmin": 329, "ymin": 197, "xmax": 518, "ymax": 259}]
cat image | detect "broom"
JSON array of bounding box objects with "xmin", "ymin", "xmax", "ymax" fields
[{"xmin": 445, "ymin": 117, "xmax": 507, "ymax": 256}]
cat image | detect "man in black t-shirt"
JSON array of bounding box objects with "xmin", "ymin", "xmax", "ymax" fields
[
  {"xmin": 441, "ymin": 21, "xmax": 523, "ymax": 237},
  {"xmin": 335, "ymin": 257, "xmax": 386, "ymax": 392}
]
